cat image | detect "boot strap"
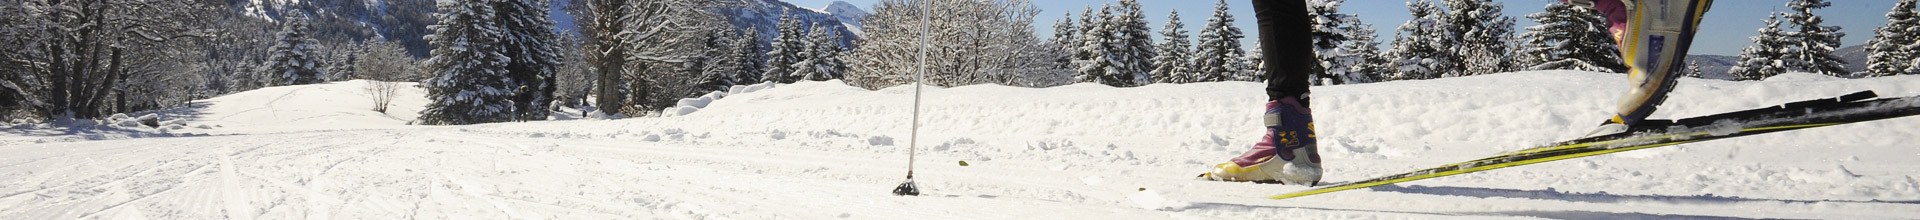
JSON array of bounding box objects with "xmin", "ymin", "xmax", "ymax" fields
[{"xmin": 1264, "ymin": 113, "xmax": 1281, "ymax": 127}]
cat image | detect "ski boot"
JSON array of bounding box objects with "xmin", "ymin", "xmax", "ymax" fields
[
  {"xmin": 1199, "ymin": 96, "xmax": 1321, "ymax": 185},
  {"xmin": 1575, "ymin": 0, "xmax": 1714, "ymax": 137}
]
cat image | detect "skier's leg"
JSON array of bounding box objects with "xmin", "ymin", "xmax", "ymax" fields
[
  {"xmin": 1256, "ymin": 0, "xmax": 1320, "ymax": 169},
  {"xmin": 1579, "ymin": 0, "xmax": 1713, "ymax": 136},
  {"xmin": 1201, "ymin": 0, "xmax": 1321, "ymax": 185},
  {"xmin": 1262, "ymin": 0, "xmax": 1313, "ymax": 102}
]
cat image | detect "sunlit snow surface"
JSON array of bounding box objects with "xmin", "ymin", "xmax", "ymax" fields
[{"xmin": 4, "ymin": 71, "xmax": 1918, "ymax": 219}]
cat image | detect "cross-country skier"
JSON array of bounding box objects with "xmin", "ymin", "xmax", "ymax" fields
[
  {"xmin": 1196, "ymin": 0, "xmax": 1322, "ymax": 185},
  {"xmin": 1200, "ymin": 0, "xmax": 1710, "ymax": 185}
]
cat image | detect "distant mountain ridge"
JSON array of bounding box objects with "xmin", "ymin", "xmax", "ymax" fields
[
  {"xmin": 1835, "ymin": 43, "xmax": 1869, "ymax": 74},
  {"xmin": 716, "ymin": 0, "xmax": 868, "ymax": 48},
  {"xmin": 1687, "ymin": 44, "xmax": 1869, "ymax": 79},
  {"xmin": 823, "ymin": 1, "xmax": 870, "ymax": 34},
  {"xmin": 227, "ymin": 0, "xmax": 459, "ymax": 57},
  {"xmin": 1687, "ymin": 54, "xmax": 1738, "ymax": 80}
]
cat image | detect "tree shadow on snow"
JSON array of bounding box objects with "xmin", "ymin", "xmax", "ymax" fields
[
  {"xmin": 1177, "ymin": 184, "xmax": 1920, "ymax": 219},
  {"xmin": 1367, "ymin": 184, "xmax": 1920, "ymax": 205},
  {"xmin": 1464, "ymin": 210, "xmax": 1799, "ymax": 220},
  {"xmin": 1186, "ymin": 198, "xmax": 1798, "ymax": 220},
  {"xmin": 1177, "ymin": 201, "xmax": 1458, "ymax": 217},
  {"xmin": 2, "ymin": 102, "xmax": 218, "ymax": 139},
  {"xmin": 145, "ymin": 101, "xmax": 217, "ymax": 124}
]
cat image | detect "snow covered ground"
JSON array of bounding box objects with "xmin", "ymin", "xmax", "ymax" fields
[{"xmin": 3, "ymin": 71, "xmax": 1919, "ymax": 219}]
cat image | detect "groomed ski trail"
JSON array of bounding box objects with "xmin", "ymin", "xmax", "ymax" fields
[{"xmin": 2, "ymin": 72, "xmax": 1918, "ymax": 219}]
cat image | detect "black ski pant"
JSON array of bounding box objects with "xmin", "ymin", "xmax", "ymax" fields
[{"xmin": 1252, "ymin": 0, "xmax": 1313, "ymax": 107}]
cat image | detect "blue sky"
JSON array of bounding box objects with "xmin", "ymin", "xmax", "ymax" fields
[{"xmin": 785, "ymin": 0, "xmax": 1898, "ymax": 56}]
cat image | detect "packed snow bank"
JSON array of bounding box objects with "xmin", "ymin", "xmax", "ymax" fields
[
  {"xmin": 4, "ymin": 71, "xmax": 1918, "ymax": 219},
  {"xmin": 622, "ymin": 71, "xmax": 1919, "ymax": 151},
  {"xmin": 0, "ymin": 80, "xmax": 429, "ymax": 142},
  {"xmin": 661, "ymin": 81, "xmax": 779, "ymax": 117},
  {"xmin": 446, "ymin": 70, "xmax": 1919, "ymax": 218},
  {"xmin": 0, "ymin": 112, "xmax": 206, "ymax": 145}
]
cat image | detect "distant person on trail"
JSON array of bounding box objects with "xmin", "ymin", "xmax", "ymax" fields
[{"xmin": 1198, "ymin": 0, "xmax": 1711, "ymax": 185}]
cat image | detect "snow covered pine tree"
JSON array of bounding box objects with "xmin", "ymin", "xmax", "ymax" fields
[
  {"xmin": 1306, "ymin": 0, "xmax": 1378, "ymax": 85},
  {"xmin": 1729, "ymin": 13, "xmax": 1793, "ymax": 81},
  {"xmin": 266, "ymin": 14, "xmax": 326, "ymax": 86},
  {"xmin": 1867, "ymin": 0, "xmax": 1919, "ymax": 77},
  {"xmin": 764, "ymin": 12, "xmax": 808, "ymax": 84},
  {"xmin": 1782, "ymin": 0, "xmax": 1848, "ymax": 77},
  {"xmin": 1338, "ymin": 23, "xmax": 1389, "ymax": 83},
  {"xmin": 1440, "ymin": 0, "xmax": 1516, "ymax": 77},
  {"xmin": 1150, "ymin": 10, "xmax": 1192, "ymax": 84},
  {"xmin": 1386, "ymin": 1, "xmax": 1454, "ymax": 81},
  {"xmin": 496, "ymin": 0, "xmax": 563, "ymax": 121},
  {"xmin": 419, "ymin": 0, "xmax": 516, "ymax": 125},
  {"xmin": 1050, "ymin": 12, "xmax": 1080, "ymax": 77},
  {"xmin": 1191, "ymin": 0, "xmax": 1250, "ymax": 83},
  {"xmin": 1111, "ymin": 0, "xmax": 1156, "ymax": 86},
  {"xmin": 1519, "ymin": 2, "xmax": 1625, "ymax": 73}
]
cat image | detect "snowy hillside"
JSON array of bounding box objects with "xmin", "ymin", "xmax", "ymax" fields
[
  {"xmin": 1691, "ymin": 44, "xmax": 1869, "ymax": 80},
  {"xmin": 170, "ymin": 80, "xmax": 430, "ymax": 134},
  {"xmin": 0, "ymin": 80, "xmax": 427, "ymax": 145},
  {"xmin": 4, "ymin": 71, "xmax": 1919, "ymax": 219},
  {"xmin": 717, "ymin": 0, "xmax": 865, "ymax": 46},
  {"xmin": 823, "ymin": 1, "xmax": 870, "ymax": 31}
]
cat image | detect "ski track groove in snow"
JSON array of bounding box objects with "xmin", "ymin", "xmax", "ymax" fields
[
  {"xmin": 59, "ymin": 141, "xmax": 206, "ymax": 219},
  {"xmin": 0, "ymin": 140, "xmax": 203, "ymax": 218},
  {"xmin": 218, "ymin": 84, "xmax": 312, "ymax": 123},
  {"xmin": 435, "ymin": 128, "xmax": 1155, "ymax": 219},
  {"xmin": 426, "ymin": 131, "xmax": 914, "ymax": 219},
  {"xmin": 71, "ymin": 174, "xmax": 196, "ymax": 220},
  {"xmin": 411, "ymin": 140, "xmax": 643, "ymax": 218},
  {"xmin": 219, "ymin": 144, "xmax": 256, "ymax": 220}
]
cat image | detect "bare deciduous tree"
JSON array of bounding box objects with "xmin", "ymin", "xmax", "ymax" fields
[
  {"xmin": 846, "ymin": 0, "xmax": 1066, "ymax": 90},
  {"xmin": 570, "ymin": 0, "xmax": 722, "ymax": 116},
  {"xmin": 2, "ymin": 0, "xmax": 215, "ymax": 120},
  {"xmin": 356, "ymin": 40, "xmax": 418, "ymax": 113}
]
